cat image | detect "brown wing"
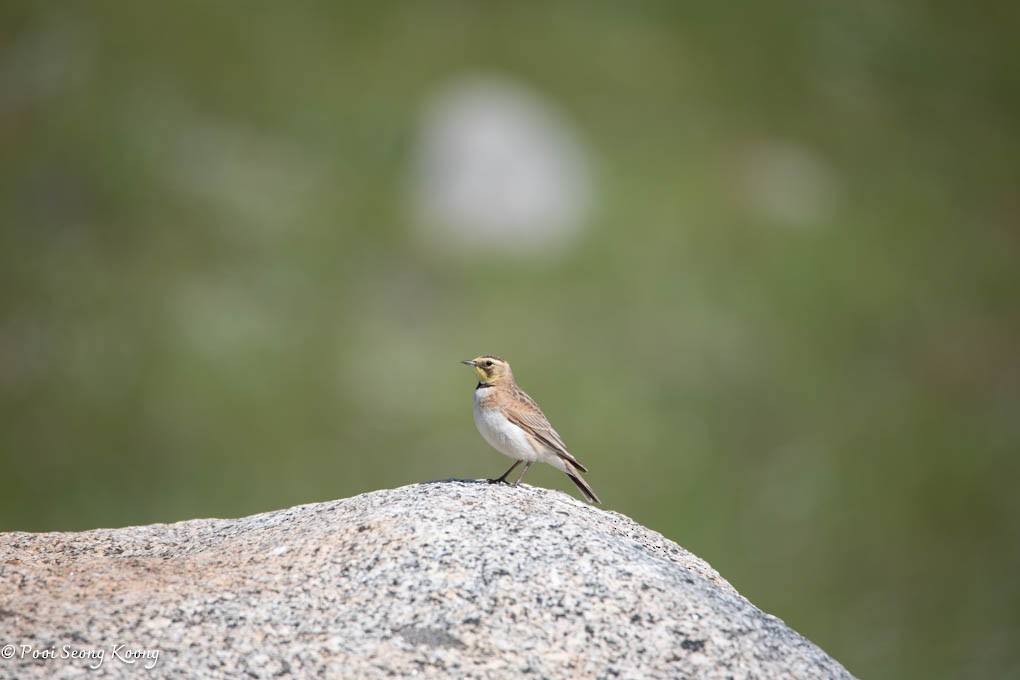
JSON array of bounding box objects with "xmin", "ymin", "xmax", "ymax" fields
[{"xmin": 501, "ymin": 385, "xmax": 588, "ymax": 473}]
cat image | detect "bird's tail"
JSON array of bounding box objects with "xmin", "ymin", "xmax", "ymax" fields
[{"xmin": 566, "ymin": 470, "xmax": 601, "ymax": 504}]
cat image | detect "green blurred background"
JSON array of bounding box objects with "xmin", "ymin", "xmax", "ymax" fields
[{"xmin": 2, "ymin": 2, "xmax": 1018, "ymax": 678}]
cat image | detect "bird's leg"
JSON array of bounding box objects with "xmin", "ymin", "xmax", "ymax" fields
[
  {"xmin": 512, "ymin": 462, "xmax": 533, "ymax": 486},
  {"xmin": 488, "ymin": 460, "xmax": 521, "ymax": 485}
]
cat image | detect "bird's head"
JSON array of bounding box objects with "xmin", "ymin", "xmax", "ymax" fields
[{"xmin": 461, "ymin": 355, "xmax": 513, "ymax": 385}]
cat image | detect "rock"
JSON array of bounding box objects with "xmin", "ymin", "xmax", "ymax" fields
[
  {"xmin": 410, "ymin": 76, "xmax": 594, "ymax": 258},
  {"xmin": 0, "ymin": 481, "xmax": 854, "ymax": 679}
]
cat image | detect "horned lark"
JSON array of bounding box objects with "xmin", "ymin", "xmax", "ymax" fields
[{"xmin": 461, "ymin": 355, "xmax": 601, "ymax": 504}]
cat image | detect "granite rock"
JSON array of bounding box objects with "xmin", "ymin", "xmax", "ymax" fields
[{"xmin": 0, "ymin": 481, "xmax": 854, "ymax": 679}]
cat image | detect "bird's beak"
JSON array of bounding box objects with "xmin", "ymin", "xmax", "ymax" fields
[{"xmin": 461, "ymin": 359, "xmax": 476, "ymax": 366}]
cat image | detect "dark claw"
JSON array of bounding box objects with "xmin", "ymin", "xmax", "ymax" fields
[{"xmin": 488, "ymin": 461, "xmax": 521, "ymax": 486}]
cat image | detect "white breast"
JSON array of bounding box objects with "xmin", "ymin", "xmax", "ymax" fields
[{"xmin": 472, "ymin": 388, "xmax": 541, "ymax": 463}]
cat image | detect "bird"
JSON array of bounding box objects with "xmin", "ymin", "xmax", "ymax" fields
[{"xmin": 461, "ymin": 355, "xmax": 601, "ymax": 504}]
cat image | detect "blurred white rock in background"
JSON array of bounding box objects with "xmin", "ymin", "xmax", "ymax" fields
[{"xmin": 411, "ymin": 76, "xmax": 594, "ymax": 257}]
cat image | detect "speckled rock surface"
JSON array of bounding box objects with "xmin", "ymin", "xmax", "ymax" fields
[{"xmin": 0, "ymin": 481, "xmax": 854, "ymax": 679}]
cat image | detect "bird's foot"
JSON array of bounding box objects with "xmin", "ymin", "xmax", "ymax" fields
[{"xmin": 487, "ymin": 477, "xmax": 511, "ymax": 485}]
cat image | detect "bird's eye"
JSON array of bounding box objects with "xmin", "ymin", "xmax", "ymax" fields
[{"xmin": 484, "ymin": 360, "xmax": 493, "ymax": 367}]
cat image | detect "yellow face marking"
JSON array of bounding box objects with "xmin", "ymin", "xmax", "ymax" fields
[{"xmin": 468, "ymin": 356, "xmax": 505, "ymax": 382}]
